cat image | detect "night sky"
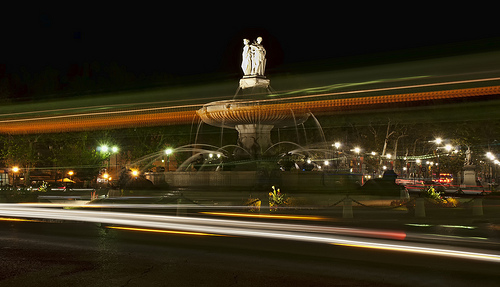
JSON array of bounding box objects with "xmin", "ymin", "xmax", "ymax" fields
[{"xmin": 2, "ymin": 5, "xmax": 500, "ymax": 100}]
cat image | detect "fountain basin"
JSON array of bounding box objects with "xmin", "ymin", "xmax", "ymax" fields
[
  {"xmin": 197, "ymin": 99, "xmax": 310, "ymax": 157},
  {"xmin": 197, "ymin": 100, "xmax": 310, "ymax": 129}
]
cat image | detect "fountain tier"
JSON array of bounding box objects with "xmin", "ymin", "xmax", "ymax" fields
[{"xmin": 197, "ymin": 98, "xmax": 309, "ymax": 157}]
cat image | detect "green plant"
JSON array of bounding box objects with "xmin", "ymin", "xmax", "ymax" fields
[
  {"xmin": 244, "ymin": 197, "xmax": 261, "ymax": 212},
  {"xmin": 38, "ymin": 181, "xmax": 48, "ymax": 193},
  {"xmin": 421, "ymin": 185, "xmax": 442, "ymax": 201},
  {"xmin": 420, "ymin": 184, "xmax": 459, "ymax": 207},
  {"xmin": 269, "ymin": 186, "xmax": 289, "ymax": 211}
]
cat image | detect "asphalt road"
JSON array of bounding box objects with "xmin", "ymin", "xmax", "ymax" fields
[{"xmin": 1, "ymin": 213, "xmax": 500, "ymax": 287}]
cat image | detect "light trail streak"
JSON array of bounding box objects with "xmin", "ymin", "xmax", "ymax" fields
[
  {"xmin": 107, "ymin": 226, "xmax": 224, "ymax": 237},
  {"xmin": 200, "ymin": 211, "xmax": 327, "ymax": 221},
  {"xmin": 1, "ymin": 83, "xmax": 499, "ymax": 134},
  {"xmin": 4, "ymin": 204, "xmax": 404, "ymax": 240},
  {"xmin": 0, "ymin": 95, "xmax": 223, "ymax": 119},
  {"xmin": 332, "ymin": 242, "xmax": 500, "ymax": 262},
  {"xmin": 0, "ymin": 217, "xmax": 40, "ymax": 222},
  {"xmin": 2, "ymin": 76, "xmax": 499, "ymax": 124},
  {"xmin": 0, "ymin": 102, "xmax": 203, "ymax": 124},
  {"xmin": 262, "ymin": 76, "xmax": 500, "ymax": 103},
  {"xmin": 1, "ymin": 204, "xmax": 499, "ymax": 262}
]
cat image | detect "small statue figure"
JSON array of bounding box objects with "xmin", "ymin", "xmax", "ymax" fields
[
  {"xmin": 241, "ymin": 37, "xmax": 267, "ymax": 77},
  {"xmin": 465, "ymin": 146, "xmax": 472, "ymax": 166},
  {"xmin": 251, "ymin": 37, "xmax": 266, "ymax": 76},
  {"xmin": 241, "ymin": 39, "xmax": 252, "ymax": 76}
]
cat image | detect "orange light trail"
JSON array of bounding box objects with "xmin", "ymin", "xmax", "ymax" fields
[
  {"xmin": 1, "ymin": 85, "xmax": 499, "ymax": 134},
  {"xmin": 106, "ymin": 226, "xmax": 225, "ymax": 237},
  {"xmin": 200, "ymin": 211, "xmax": 328, "ymax": 221},
  {"xmin": 0, "ymin": 217, "xmax": 40, "ymax": 222}
]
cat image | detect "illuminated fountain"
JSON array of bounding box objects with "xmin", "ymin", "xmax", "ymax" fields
[{"xmin": 144, "ymin": 38, "xmax": 357, "ymax": 192}]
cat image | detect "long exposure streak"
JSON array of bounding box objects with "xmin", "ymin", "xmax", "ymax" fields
[
  {"xmin": 0, "ymin": 204, "xmax": 498, "ymax": 262},
  {"xmin": 1, "ymin": 79, "xmax": 499, "ymax": 134}
]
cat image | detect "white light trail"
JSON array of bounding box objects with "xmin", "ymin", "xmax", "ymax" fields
[{"xmin": 0, "ymin": 204, "xmax": 499, "ymax": 262}]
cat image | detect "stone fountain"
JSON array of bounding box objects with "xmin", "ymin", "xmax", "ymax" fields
[{"xmin": 145, "ymin": 38, "xmax": 357, "ymax": 192}]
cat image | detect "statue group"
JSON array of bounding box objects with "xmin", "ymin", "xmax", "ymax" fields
[{"xmin": 241, "ymin": 37, "xmax": 267, "ymax": 77}]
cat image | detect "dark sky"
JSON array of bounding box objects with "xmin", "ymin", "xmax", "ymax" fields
[{"xmin": 2, "ymin": 5, "xmax": 500, "ymax": 98}]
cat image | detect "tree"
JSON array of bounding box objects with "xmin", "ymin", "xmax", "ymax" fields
[{"xmin": 0, "ymin": 134, "xmax": 40, "ymax": 185}]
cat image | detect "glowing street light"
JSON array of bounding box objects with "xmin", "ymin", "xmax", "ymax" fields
[
  {"xmin": 165, "ymin": 148, "xmax": 174, "ymax": 172},
  {"xmin": 444, "ymin": 144, "xmax": 453, "ymax": 152},
  {"xmin": 333, "ymin": 142, "xmax": 342, "ymax": 170},
  {"xmin": 11, "ymin": 166, "xmax": 19, "ymax": 187},
  {"xmin": 98, "ymin": 145, "xmax": 119, "ymax": 154},
  {"xmin": 486, "ymin": 152, "xmax": 495, "ymax": 160}
]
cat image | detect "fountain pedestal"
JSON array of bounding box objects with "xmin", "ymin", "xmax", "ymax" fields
[
  {"xmin": 235, "ymin": 124, "xmax": 274, "ymax": 157},
  {"xmin": 463, "ymin": 165, "xmax": 477, "ymax": 186},
  {"xmin": 239, "ymin": 76, "xmax": 270, "ymax": 89}
]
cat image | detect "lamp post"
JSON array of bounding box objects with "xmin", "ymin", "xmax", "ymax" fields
[
  {"xmin": 98, "ymin": 144, "xmax": 119, "ymax": 179},
  {"xmin": 165, "ymin": 148, "xmax": 173, "ymax": 172},
  {"xmin": 354, "ymin": 147, "xmax": 361, "ymax": 173},
  {"xmin": 386, "ymin": 153, "xmax": 392, "ymax": 170},
  {"xmin": 333, "ymin": 142, "xmax": 341, "ymax": 171},
  {"xmin": 430, "ymin": 138, "xmax": 443, "ymax": 180},
  {"xmin": 12, "ymin": 166, "xmax": 19, "ymax": 187}
]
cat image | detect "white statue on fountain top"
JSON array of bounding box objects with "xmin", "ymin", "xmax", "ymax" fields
[
  {"xmin": 241, "ymin": 37, "xmax": 266, "ymax": 77},
  {"xmin": 241, "ymin": 39, "xmax": 252, "ymax": 76}
]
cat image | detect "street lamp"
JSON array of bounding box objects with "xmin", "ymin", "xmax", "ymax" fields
[
  {"xmin": 12, "ymin": 166, "xmax": 19, "ymax": 187},
  {"xmin": 165, "ymin": 148, "xmax": 173, "ymax": 171},
  {"xmin": 333, "ymin": 142, "xmax": 341, "ymax": 170},
  {"xmin": 353, "ymin": 147, "xmax": 361, "ymax": 173},
  {"xmin": 98, "ymin": 144, "xmax": 119, "ymax": 178},
  {"xmin": 444, "ymin": 144, "xmax": 453, "ymax": 153},
  {"xmin": 486, "ymin": 152, "xmax": 495, "ymax": 160}
]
